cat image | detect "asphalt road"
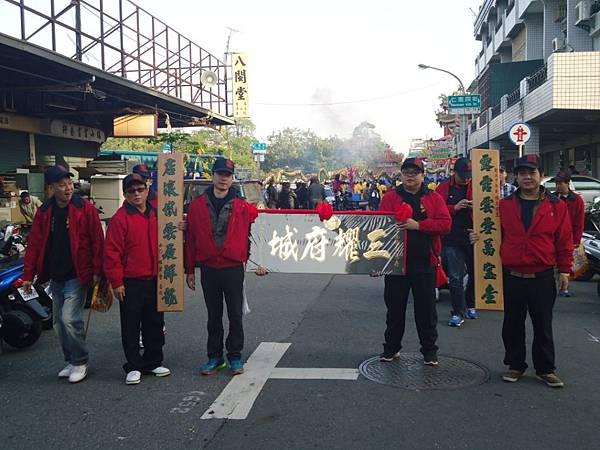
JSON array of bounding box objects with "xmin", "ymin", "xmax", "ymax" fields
[{"xmin": 1, "ymin": 274, "xmax": 599, "ymax": 450}]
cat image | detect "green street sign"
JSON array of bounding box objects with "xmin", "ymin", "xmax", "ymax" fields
[
  {"xmin": 251, "ymin": 143, "xmax": 267, "ymax": 151},
  {"xmin": 448, "ymin": 95, "xmax": 481, "ymax": 115}
]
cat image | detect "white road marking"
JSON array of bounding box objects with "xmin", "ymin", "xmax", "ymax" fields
[
  {"xmin": 201, "ymin": 342, "xmax": 358, "ymax": 420},
  {"xmin": 201, "ymin": 342, "xmax": 290, "ymax": 420},
  {"xmin": 585, "ymin": 328, "xmax": 600, "ymax": 343},
  {"xmin": 270, "ymin": 368, "xmax": 359, "ymax": 380}
]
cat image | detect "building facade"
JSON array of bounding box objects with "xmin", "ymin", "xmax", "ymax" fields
[{"xmin": 468, "ymin": 0, "xmax": 600, "ymax": 176}]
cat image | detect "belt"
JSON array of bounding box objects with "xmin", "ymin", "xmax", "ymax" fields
[{"xmin": 504, "ymin": 268, "xmax": 554, "ymax": 279}]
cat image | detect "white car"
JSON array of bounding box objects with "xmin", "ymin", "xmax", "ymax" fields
[{"xmin": 541, "ymin": 175, "xmax": 600, "ymax": 204}]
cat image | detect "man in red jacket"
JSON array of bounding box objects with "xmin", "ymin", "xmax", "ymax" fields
[
  {"xmin": 185, "ymin": 158, "xmax": 263, "ymax": 376},
  {"xmin": 436, "ymin": 157, "xmax": 477, "ymax": 326},
  {"xmin": 23, "ymin": 165, "xmax": 104, "ymax": 383},
  {"xmin": 471, "ymin": 154, "xmax": 573, "ymax": 388},
  {"xmin": 104, "ymin": 174, "xmax": 170, "ymax": 385},
  {"xmin": 552, "ymin": 170, "xmax": 585, "ymax": 246},
  {"xmin": 378, "ymin": 158, "xmax": 451, "ymax": 366}
]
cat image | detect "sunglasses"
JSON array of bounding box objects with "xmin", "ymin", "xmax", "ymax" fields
[
  {"xmin": 125, "ymin": 187, "xmax": 147, "ymax": 195},
  {"xmin": 401, "ymin": 170, "xmax": 422, "ymax": 176}
]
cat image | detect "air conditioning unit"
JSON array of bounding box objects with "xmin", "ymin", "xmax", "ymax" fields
[
  {"xmin": 552, "ymin": 36, "xmax": 566, "ymax": 51},
  {"xmin": 575, "ymin": 1, "xmax": 592, "ymax": 25}
]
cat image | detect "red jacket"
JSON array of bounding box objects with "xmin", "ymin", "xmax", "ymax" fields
[
  {"xmin": 184, "ymin": 195, "xmax": 258, "ymax": 272},
  {"xmin": 435, "ymin": 177, "xmax": 473, "ymax": 217},
  {"xmin": 499, "ymin": 191, "xmax": 573, "ymax": 274},
  {"xmin": 104, "ymin": 202, "xmax": 158, "ymax": 289},
  {"xmin": 554, "ymin": 191, "xmax": 585, "ymax": 245},
  {"xmin": 23, "ymin": 195, "xmax": 104, "ymax": 284},
  {"xmin": 380, "ymin": 186, "xmax": 452, "ymax": 267}
]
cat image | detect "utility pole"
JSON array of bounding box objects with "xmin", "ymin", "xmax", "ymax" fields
[{"xmin": 418, "ymin": 64, "xmax": 468, "ymax": 157}]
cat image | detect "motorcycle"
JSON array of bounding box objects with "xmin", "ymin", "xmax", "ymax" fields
[
  {"xmin": 0, "ymin": 222, "xmax": 26, "ymax": 261},
  {"xmin": 0, "ymin": 259, "xmax": 51, "ymax": 349}
]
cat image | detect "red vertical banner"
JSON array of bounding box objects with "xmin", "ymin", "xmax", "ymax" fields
[{"xmin": 157, "ymin": 153, "xmax": 184, "ymax": 312}]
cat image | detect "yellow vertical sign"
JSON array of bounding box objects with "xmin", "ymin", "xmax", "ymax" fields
[
  {"xmin": 157, "ymin": 153, "xmax": 184, "ymax": 312},
  {"xmin": 472, "ymin": 149, "xmax": 504, "ymax": 311},
  {"xmin": 232, "ymin": 53, "xmax": 249, "ymax": 119}
]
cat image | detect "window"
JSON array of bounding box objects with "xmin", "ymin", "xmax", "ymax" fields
[{"xmin": 572, "ymin": 177, "xmax": 600, "ymax": 191}]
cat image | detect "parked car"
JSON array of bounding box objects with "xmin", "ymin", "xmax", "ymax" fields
[
  {"xmin": 183, "ymin": 179, "xmax": 265, "ymax": 213},
  {"xmin": 542, "ymin": 175, "xmax": 600, "ymax": 204}
]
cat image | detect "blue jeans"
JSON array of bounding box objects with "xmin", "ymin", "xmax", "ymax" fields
[
  {"xmin": 442, "ymin": 245, "xmax": 475, "ymax": 317},
  {"xmin": 50, "ymin": 278, "xmax": 89, "ymax": 365}
]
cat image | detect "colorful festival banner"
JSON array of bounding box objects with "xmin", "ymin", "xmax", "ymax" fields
[
  {"xmin": 232, "ymin": 53, "xmax": 249, "ymax": 119},
  {"xmin": 157, "ymin": 153, "xmax": 184, "ymax": 312},
  {"xmin": 247, "ymin": 213, "xmax": 405, "ymax": 275},
  {"xmin": 472, "ymin": 149, "xmax": 504, "ymax": 311}
]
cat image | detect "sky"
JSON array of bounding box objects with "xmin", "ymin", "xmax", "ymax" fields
[
  {"xmin": 141, "ymin": 0, "xmax": 483, "ymax": 154},
  {"xmin": 2, "ymin": 0, "xmax": 483, "ymax": 155}
]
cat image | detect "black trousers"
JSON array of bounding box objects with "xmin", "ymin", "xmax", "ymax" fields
[
  {"xmin": 199, "ymin": 264, "xmax": 244, "ymax": 360},
  {"xmin": 383, "ymin": 272, "xmax": 438, "ymax": 357},
  {"xmin": 119, "ymin": 277, "xmax": 165, "ymax": 373},
  {"xmin": 502, "ymin": 271, "xmax": 556, "ymax": 375}
]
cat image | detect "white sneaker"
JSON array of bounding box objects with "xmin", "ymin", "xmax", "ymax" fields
[
  {"xmin": 68, "ymin": 364, "xmax": 88, "ymax": 383},
  {"xmin": 126, "ymin": 370, "xmax": 142, "ymax": 385},
  {"xmin": 58, "ymin": 364, "xmax": 73, "ymax": 378},
  {"xmin": 150, "ymin": 366, "xmax": 171, "ymax": 377}
]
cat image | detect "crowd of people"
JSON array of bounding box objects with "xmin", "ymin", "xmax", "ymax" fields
[{"xmin": 21, "ymin": 153, "xmax": 584, "ymax": 389}]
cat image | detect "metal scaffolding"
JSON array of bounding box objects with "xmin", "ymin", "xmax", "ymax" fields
[{"xmin": 1, "ymin": 0, "xmax": 231, "ymax": 117}]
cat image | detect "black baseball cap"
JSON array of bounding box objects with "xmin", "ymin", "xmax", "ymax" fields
[
  {"xmin": 555, "ymin": 169, "xmax": 571, "ymax": 182},
  {"xmin": 401, "ymin": 157, "xmax": 425, "ymax": 173},
  {"xmin": 122, "ymin": 173, "xmax": 147, "ymax": 191},
  {"xmin": 499, "ymin": 164, "xmax": 507, "ymax": 172},
  {"xmin": 45, "ymin": 165, "xmax": 74, "ymax": 184},
  {"xmin": 454, "ymin": 157, "xmax": 472, "ymax": 179},
  {"xmin": 132, "ymin": 164, "xmax": 151, "ymax": 179},
  {"xmin": 212, "ymin": 157, "xmax": 235, "ymax": 174},
  {"xmin": 514, "ymin": 154, "xmax": 541, "ymax": 171}
]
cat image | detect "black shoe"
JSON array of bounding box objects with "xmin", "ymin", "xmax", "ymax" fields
[
  {"xmin": 379, "ymin": 351, "xmax": 400, "ymax": 362},
  {"xmin": 423, "ymin": 353, "xmax": 439, "ymax": 366}
]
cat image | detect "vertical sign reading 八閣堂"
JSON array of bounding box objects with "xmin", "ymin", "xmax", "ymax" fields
[
  {"xmin": 472, "ymin": 149, "xmax": 504, "ymax": 311},
  {"xmin": 232, "ymin": 53, "xmax": 249, "ymax": 119},
  {"xmin": 157, "ymin": 153, "xmax": 184, "ymax": 312}
]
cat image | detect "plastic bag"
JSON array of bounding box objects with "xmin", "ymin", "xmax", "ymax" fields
[
  {"xmin": 571, "ymin": 243, "xmax": 588, "ymax": 279},
  {"xmin": 91, "ymin": 277, "xmax": 113, "ymax": 313}
]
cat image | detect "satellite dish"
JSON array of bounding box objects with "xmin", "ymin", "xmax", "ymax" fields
[{"xmin": 200, "ymin": 70, "xmax": 218, "ymax": 89}]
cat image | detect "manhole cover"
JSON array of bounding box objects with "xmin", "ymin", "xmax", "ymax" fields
[{"xmin": 359, "ymin": 352, "xmax": 489, "ymax": 390}]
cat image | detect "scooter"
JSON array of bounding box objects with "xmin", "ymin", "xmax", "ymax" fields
[{"xmin": 0, "ymin": 260, "xmax": 51, "ymax": 349}]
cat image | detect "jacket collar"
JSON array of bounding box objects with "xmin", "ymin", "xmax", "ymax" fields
[
  {"xmin": 396, "ymin": 183, "xmax": 431, "ymax": 197},
  {"xmin": 510, "ymin": 186, "xmax": 559, "ymax": 203},
  {"xmin": 552, "ymin": 190, "xmax": 576, "ymax": 201},
  {"xmin": 125, "ymin": 200, "xmax": 154, "ymax": 217},
  {"xmin": 40, "ymin": 193, "xmax": 85, "ymax": 212}
]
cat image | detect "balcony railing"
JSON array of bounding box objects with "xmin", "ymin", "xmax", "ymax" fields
[
  {"xmin": 506, "ymin": 88, "xmax": 521, "ymax": 107},
  {"xmin": 479, "ymin": 110, "xmax": 488, "ymax": 127},
  {"xmin": 507, "ymin": 0, "xmax": 515, "ymax": 14},
  {"xmin": 527, "ymin": 64, "xmax": 548, "ymax": 93},
  {"xmin": 491, "ymin": 103, "xmax": 501, "ymax": 119}
]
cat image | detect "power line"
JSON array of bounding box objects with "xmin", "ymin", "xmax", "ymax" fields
[{"xmin": 253, "ymin": 81, "xmax": 447, "ymax": 106}]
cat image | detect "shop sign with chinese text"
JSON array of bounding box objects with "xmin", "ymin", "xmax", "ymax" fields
[
  {"xmin": 232, "ymin": 53, "xmax": 249, "ymax": 119},
  {"xmin": 247, "ymin": 213, "xmax": 405, "ymax": 275},
  {"xmin": 472, "ymin": 149, "xmax": 504, "ymax": 311},
  {"xmin": 157, "ymin": 153, "xmax": 184, "ymax": 312}
]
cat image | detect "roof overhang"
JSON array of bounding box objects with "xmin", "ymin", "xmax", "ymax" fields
[{"xmin": 0, "ymin": 32, "xmax": 234, "ymax": 132}]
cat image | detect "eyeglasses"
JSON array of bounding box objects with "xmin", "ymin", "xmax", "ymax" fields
[
  {"xmin": 401, "ymin": 170, "xmax": 422, "ymax": 177},
  {"xmin": 125, "ymin": 187, "xmax": 147, "ymax": 195}
]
